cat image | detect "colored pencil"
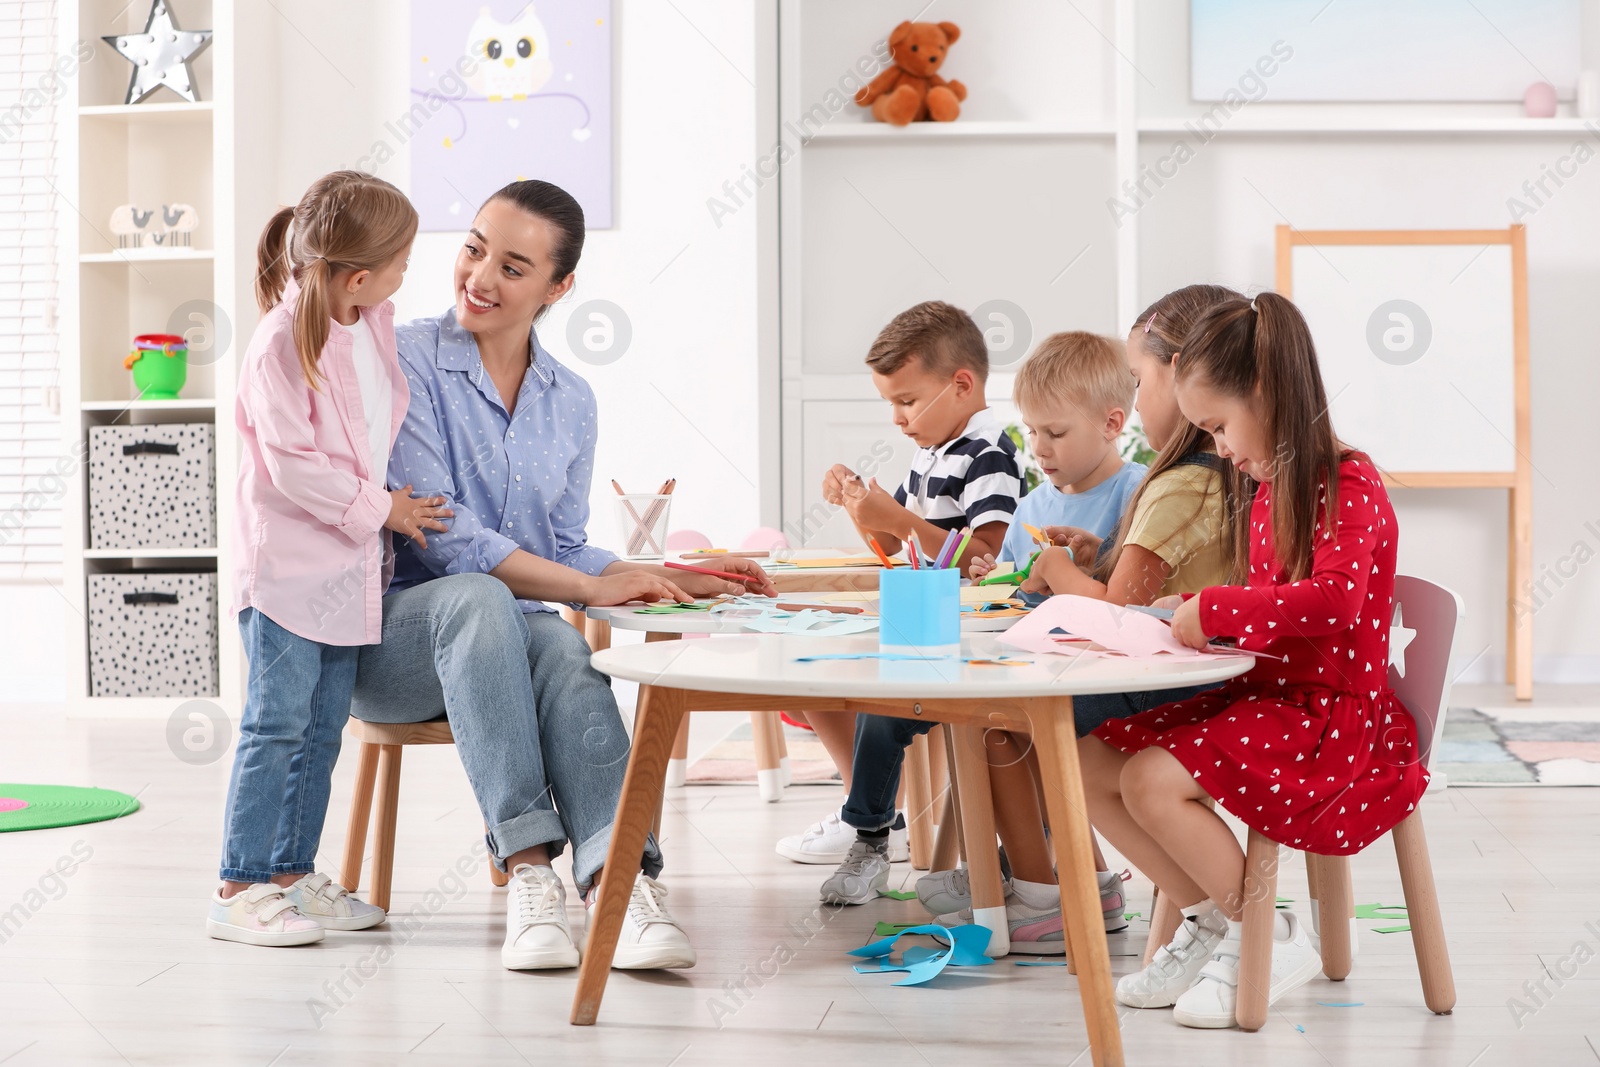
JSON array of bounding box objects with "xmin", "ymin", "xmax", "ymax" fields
[
  {"xmin": 868, "ymin": 537, "xmax": 895, "ymax": 569},
  {"xmin": 948, "ymin": 526, "xmax": 973, "ymax": 569},
  {"xmin": 933, "ymin": 528, "xmax": 959, "ymax": 570},
  {"xmin": 664, "ymin": 560, "xmax": 765, "ymax": 586},
  {"xmin": 907, "ymin": 532, "xmax": 922, "ymax": 569}
]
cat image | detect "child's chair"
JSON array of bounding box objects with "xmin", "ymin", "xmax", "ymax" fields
[
  {"xmin": 339, "ymin": 717, "xmax": 507, "ymax": 912},
  {"xmin": 1232, "ymin": 576, "xmax": 1459, "ymax": 1030}
]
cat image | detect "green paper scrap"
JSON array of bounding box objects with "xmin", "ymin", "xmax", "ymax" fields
[
  {"xmin": 634, "ymin": 602, "xmax": 715, "ymax": 614},
  {"xmin": 1353, "ymin": 903, "xmax": 1408, "ymax": 921},
  {"xmin": 1123, "ymin": 912, "xmax": 1141, "ymax": 921},
  {"xmin": 877, "ymin": 888, "xmax": 918, "ymax": 901},
  {"xmin": 872, "ymin": 921, "xmax": 925, "ymax": 938},
  {"xmin": 1015, "ymin": 959, "xmax": 1068, "ymax": 967},
  {"xmin": 1276, "ymin": 896, "xmax": 1292, "ymax": 908},
  {"xmin": 1373, "ymin": 924, "xmax": 1412, "ymax": 934}
]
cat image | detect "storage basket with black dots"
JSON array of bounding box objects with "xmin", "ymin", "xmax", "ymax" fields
[
  {"xmin": 88, "ymin": 423, "xmax": 217, "ymax": 550},
  {"xmin": 88, "ymin": 572, "xmax": 219, "ymax": 697}
]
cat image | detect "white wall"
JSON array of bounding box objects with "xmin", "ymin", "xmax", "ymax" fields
[{"xmin": 263, "ymin": 0, "xmax": 765, "ymax": 549}]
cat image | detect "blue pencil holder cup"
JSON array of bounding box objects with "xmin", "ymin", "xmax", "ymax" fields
[{"xmin": 878, "ymin": 566, "xmax": 960, "ymax": 651}]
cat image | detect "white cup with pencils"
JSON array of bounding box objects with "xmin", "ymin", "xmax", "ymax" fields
[{"xmin": 613, "ymin": 479, "xmax": 674, "ymax": 560}]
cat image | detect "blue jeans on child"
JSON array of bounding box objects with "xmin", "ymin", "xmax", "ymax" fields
[
  {"xmin": 839, "ymin": 682, "xmax": 1224, "ymax": 832},
  {"xmin": 348, "ymin": 572, "xmax": 663, "ymax": 894},
  {"xmin": 219, "ymin": 607, "xmax": 360, "ymax": 883}
]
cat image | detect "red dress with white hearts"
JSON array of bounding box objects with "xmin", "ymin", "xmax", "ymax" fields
[{"xmin": 1092, "ymin": 454, "xmax": 1428, "ymax": 854}]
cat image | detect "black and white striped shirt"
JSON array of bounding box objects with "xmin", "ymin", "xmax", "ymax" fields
[{"xmin": 892, "ymin": 409, "xmax": 1023, "ymax": 533}]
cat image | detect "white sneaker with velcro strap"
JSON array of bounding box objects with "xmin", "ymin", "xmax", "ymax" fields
[
  {"xmin": 285, "ymin": 872, "xmax": 386, "ymax": 931},
  {"xmin": 207, "ymin": 883, "xmax": 324, "ymax": 947}
]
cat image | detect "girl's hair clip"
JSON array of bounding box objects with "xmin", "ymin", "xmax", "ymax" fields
[{"xmin": 1143, "ymin": 313, "xmax": 1157, "ymax": 334}]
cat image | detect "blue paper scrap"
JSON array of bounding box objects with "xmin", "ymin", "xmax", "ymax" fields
[{"xmin": 848, "ymin": 923, "xmax": 994, "ymax": 986}]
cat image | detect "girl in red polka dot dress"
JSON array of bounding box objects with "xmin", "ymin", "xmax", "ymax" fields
[{"xmin": 1080, "ymin": 291, "xmax": 1429, "ymax": 1029}]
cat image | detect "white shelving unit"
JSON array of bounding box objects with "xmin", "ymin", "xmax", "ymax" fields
[
  {"xmin": 775, "ymin": 0, "xmax": 1597, "ymax": 540},
  {"xmin": 55, "ymin": 0, "xmax": 275, "ymax": 715}
]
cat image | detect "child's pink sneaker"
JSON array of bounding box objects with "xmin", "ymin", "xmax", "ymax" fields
[{"xmin": 207, "ymin": 883, "xmax": 323, "ymax": 947}]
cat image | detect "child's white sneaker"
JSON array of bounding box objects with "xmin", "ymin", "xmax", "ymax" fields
[
  {"xmin": 285, "ymin": 873, "xmax": 386, "ymax": 931},
  {"xmin": 207, "ymin": 883, "xmax": 323, "ymax": 947},
  {"xmin": 1172, "ymin": 911, "xmax": 1323, "ymax": 1029},
  {"xmin": 503, "ymin": 864, "xmax": 580, "ymax": 970},
  {"xmin": 777, "ymin": 809, "xmax": 907, "ymax": 864},
  {"xmin": 1115, "ymin": 909, "xmax": 1227, "ymax": 1008},
  {"xmin": 600, "ymin": 873, "xmax": 696, "ymax": 970},
  {"xmin": 820, "ymin": 839, "xmax": 891, "ymax": 905},
  {"xmin": 914, "ymin": 866, "xmax": 1015, "ymax": 916}
]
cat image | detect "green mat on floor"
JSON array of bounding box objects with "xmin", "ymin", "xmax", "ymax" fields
[{"xmin": 0, "ymin": 784, "xmax": 141, "ymax": 832}]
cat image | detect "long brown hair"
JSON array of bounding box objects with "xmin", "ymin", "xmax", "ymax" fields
[
  {"xmin": 256, "ymin": 171, "xmax": 418, "ymax": 388},
  {"xmin": 1176, "ymin": 291, "xmax": 1344, "ymax": 582},
  {"xmin": 1098, "ymin": 284, "xmax": 1252, "ymax": 589}
]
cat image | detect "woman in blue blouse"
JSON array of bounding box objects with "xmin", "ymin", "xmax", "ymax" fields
[{"xmin": 349, "ymin": 180, "xmax": 775, "ymax": 972}]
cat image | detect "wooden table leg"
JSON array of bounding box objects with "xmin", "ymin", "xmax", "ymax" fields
[
  {"xmin": 904, "ymin": 732, "xmax": 935, "ymax": 870},
  {"xmin": 1031, "ymin": 698, "xmax": 1122, "ymax": 1067},
  {"xmin": 571, "ymin": 684, "xmax": 686, "ymax": 1026},
  {"xmin": 585, "ymin": 615, "xmax": 612, "ymax": 654},
  {"xmin": 752, "ymin": 712, "xmax": 785, "ymax": 802},
  {"xmin": 942, "ymin": 724, "xmax": 968, "ymax": 865},
  {"xmin": 950, "ymin": 725, "xmax": 1008, "ymax": 957},
  {"xmin": 641, "ymin": 632, "xmax": 690, "ymax": 789},
  {"xmin": 340, "ymin": 741, "xmax": 378, "ymax": 893}
]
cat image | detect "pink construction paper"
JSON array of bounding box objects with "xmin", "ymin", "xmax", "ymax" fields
[{"xmin": 998, "ymin": 595, "xmax": 1206, "ymax": 659}]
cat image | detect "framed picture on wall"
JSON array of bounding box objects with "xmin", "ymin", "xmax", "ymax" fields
[
  {"xmin": 1190, "ymin": 0, "xmax": 1580, "ymax": 102},
  {"xmin": 409, "ymin": 0, "xmax": 614, "ymax": 230}
]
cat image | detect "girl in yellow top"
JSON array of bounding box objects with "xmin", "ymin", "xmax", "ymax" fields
[{"xmin": 915, "ymin": 284, "xmax": 1251, "ymax": 952}]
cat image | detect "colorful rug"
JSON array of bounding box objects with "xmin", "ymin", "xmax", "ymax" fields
[
  {"xmin": 686, "ymin": 721, "xmax": 842, "ymax": 785},
  {"xmin": 0, "ymin": 784, "xmax": 141, "ymax": 832},
  {"xmin": 1435, "ymin": 707, "xmax": 1600, "ymax": 785}
]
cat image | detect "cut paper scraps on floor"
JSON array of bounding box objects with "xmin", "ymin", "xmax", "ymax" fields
[{"xmin": 849, "ymin": 923, "xmax": 993, "ymax": 986}]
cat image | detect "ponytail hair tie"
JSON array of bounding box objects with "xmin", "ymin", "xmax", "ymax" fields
[{"xmin": 1249, "ymin": 297, "xmax": 1260, "ymax": 314}]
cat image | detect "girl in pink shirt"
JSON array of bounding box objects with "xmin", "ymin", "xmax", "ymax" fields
[{"xmin": 210, "ymin": 171, "xmax": 449, "ymax": 947}]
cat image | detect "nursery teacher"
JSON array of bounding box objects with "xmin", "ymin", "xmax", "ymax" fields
[{"xmin": 349, "ymin": 179, "xmax": 776, "ymax": 972}]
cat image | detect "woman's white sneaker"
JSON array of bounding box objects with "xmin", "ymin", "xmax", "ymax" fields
[
  {"xmin": 207, "ymin": 884, "xmax": 323, "ymax": 947},
  {"xmin": 285, "ymin": 872, "xmax": 385, "ymax": 931},
  {"xmin": 1115, "ymin": 910, "xmax": 1227, "ymax": 1008},
  {"xmin": 600, "ymin": 874, "xmax": 697, "ymax": 969},
  {"xmin": 1172, "ymin": 911, "xmax": 1323, "ymax": 1029},
  {"xmin": 502, "ymin": 864, "xmax": 580, "ymax": 970}
]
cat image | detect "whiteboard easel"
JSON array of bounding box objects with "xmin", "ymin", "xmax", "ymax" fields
[{"xmin": 1276, "ymin": 225, "xmax": 1532, "ymax": 700}]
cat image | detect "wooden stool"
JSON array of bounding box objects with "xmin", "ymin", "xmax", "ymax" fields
[
  {"xmin": 340, "ymin": 717, "xmax": 507, "ymax": 913},
  {"xmin": 1233, "ymin": 576, "xmax": 1459, "ymax": 1030}
]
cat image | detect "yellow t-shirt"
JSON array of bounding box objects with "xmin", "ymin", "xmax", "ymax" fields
[{"xmin": 1122, "ymin": 462, "xmax": 1231, "ymax": 597}]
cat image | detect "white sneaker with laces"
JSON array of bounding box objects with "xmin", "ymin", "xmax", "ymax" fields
[
  {"xmin": 1172, "ymin": 911, "xmax": 1323, "ymax": 1029},
  {"xmin": 915, "ymin": 866, "xmax": 1015, "ymax": 916},
  {"xmin": 1115, "ymin": 912, "xmax": 1227, "ymax": 1008},
  {"xmin": 502, "ymin": 864, "xmax": 580, "ymax": 970},
  {"xmin": 285, "ymin": 872, "xmax": 385, "ymax": 931},
  {"xmin": 777, "ymin": 810, "xmax": 908, "ymax": 864},
  {"xmin": 819, "ymin": 840, "xmax": 891, "ymax": 905},
  {"xmin": 602, "ymin": 874, "xmax": 696, "ymax": 970},
  {"xmin": 207, "ymin": 883, "xmax": 324, "ymax": 947}
]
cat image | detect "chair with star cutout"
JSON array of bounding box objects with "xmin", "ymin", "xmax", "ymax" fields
[{"xmin": 1226, "ymin": 574, "xmax": 1459, "ymax": 1030}]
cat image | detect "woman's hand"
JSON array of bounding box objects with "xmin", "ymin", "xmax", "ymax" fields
[
  {"xmin": 1169, "ymin": 594, "xmax": 1210, "ymax": 649},
  {"xmin": 386, "ymin": 485, "xmax": 453, "ymax": 549},
  {"xmin": 586, "ymin": 571, "xmax": 692, "ymax": 607},
  {"xmin": 967, "ymin": 552, "xmax": 999, "ymax": 580},
  {"xmin": 668, "ymin": 555, "xmax": 778, "ymax": 599},
  {"xmin": 1041, "ymin": 525, "xmax": 1100, "ymax": 562}
]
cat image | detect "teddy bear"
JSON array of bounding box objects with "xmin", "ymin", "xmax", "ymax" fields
[{"xmin": 855, "ymin": 21, "xmax": 966, "ymax": 126}]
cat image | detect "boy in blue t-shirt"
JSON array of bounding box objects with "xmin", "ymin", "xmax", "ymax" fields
[{"xmin": 968, "ymin": 331, "xmax": 1145, "ymax": 595}]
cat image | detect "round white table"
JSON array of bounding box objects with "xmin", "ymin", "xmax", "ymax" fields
[
  {"xmin": 571, "ymin": 633, "xmax": 1252, "ymax": 1067},
  {"xmin": 583, "ymin": 598, "xmax": 1027, "ymax": 803}
]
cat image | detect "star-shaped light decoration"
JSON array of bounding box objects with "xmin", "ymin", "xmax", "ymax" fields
[
  {"xmin": 1390, "ymin": 603, "xmax": 1417, "ymax": 678},
  {"xmin": 103, "ymin": 0, "xmax": 213, "ymax": 105}
]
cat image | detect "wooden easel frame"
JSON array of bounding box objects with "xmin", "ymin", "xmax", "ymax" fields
[{"xmin": 1275, "ymin": 225, "xmax": 1533, "ymax": 700}]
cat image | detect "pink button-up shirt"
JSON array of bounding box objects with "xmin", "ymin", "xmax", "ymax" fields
[{"xmin": 231, "ymin": 281, "xmax": 409, "ymax": 645}]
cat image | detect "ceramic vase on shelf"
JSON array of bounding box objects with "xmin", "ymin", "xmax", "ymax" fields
[{"xmin": 124, "ymin": 333, "xmax": 188, "ymax": 400}]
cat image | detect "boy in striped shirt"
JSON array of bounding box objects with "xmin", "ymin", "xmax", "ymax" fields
[
  {"xmin": 775, "ymin": 302, "xmax": 1022, "ymax": 870},
  {"xmin": 822, "ymin": 300, "xmax": 1022, "ymax": 569}
]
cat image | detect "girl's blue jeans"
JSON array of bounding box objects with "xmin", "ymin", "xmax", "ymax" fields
[{"xmin": 219, "ymin": 607, "xmax": 359, "ymax": 883}]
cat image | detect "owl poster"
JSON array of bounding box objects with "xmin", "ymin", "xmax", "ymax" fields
[{"xmin": 409, "ymin": 1, "xmax": 613, "ymax": 230}]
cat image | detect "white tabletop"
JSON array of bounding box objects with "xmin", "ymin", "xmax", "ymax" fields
[
  {"xmin": 586, "ymin": 601, "xmax": 1023, "ymax": 635},
  {"xmin": 591, "ymin": 633, "xmax": 1252, "ymax": 700}
]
